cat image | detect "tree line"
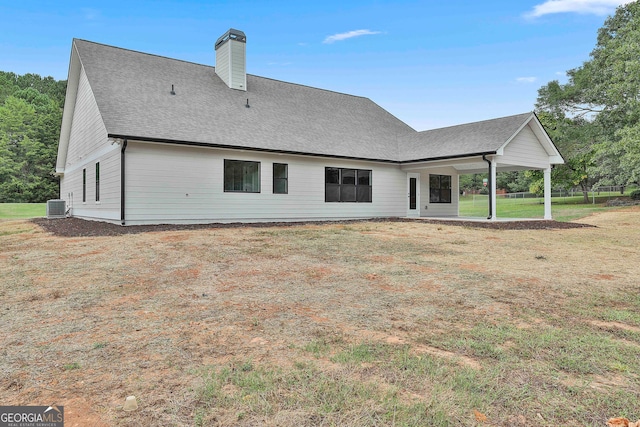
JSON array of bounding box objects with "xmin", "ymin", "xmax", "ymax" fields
[
  {"xmin": 0, "ymin": 71, "xmax": 66, "ymax": 202},
  {"xmin": 535, "ymin": 1, "xmax": 640, "ymax": 202},
  {"xmin": 464, "ymin": 2, "xmax": 640, "ymax": 202},
  {"xmin": 1, "ymin": 3, "xmax": 639, "ymax": 203}
]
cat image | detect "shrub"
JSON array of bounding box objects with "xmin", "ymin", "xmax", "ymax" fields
[{"xmin": 630, "ymin": 189, "xmax": 640, "ymax": 200}]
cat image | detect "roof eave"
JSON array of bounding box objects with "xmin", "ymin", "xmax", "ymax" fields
[
  {"xmin": 107, "ymin": 134, "xmax": 402, "ymax": 164},
  {"xmin": 109, "ymin": 134, "xmax": 505, "ymax": 165},
  {"xmin": 56, "ymin": 40, "xmax": 83, "ymax": 172},
  {"xmin": 399, "ymin": 151, "xmax": 497, "ymax": 165}
]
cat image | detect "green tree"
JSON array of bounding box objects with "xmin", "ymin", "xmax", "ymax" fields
[
  {"xmin": 535, "ymin": 112, "xmax": 598, "ymax": 202},
  {"xmin": 0, "ymin": 71, "xmax": 66, "ymax": 107},
  {"xmin": 459, "ymin": 173, "xmax": 486, "ymax": 193},
  {"xmin": 0, "ymin": 73, "xmax": 19, "ymax": 104},
  {"xmin": 0, "ymin": 72, "xmax": 65, "ymax": 202},
  {"xmin": 535, "ymin": 2, "xmax": 640, "ymax": 198},
  {"xmin": 496, "ymin": 171, "xmax": 532, "ymax": 193}
]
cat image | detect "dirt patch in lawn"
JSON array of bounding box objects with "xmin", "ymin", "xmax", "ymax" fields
[
  {"xmin": 590, "ymin": 320, "xmax": 640, "ymax": 333},
  {"xmin": 31, "ymin": 216, "xmax": 593, "ymax": 238},
  {"xmin": 0, "ymin": 207, "xmax": 637, "ymax": 426}
]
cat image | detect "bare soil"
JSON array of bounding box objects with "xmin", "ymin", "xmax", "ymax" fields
[
  {"xmin": 31, "ymin": 216, "xmax": 593, "ymax": 238},
  {"xmin": 1, "ymin": 208, "xmax": 637, "ymax": 426}
]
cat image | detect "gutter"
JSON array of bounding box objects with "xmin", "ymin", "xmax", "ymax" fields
[
  {"xmin": 400, "ymin": 151, "xmax": 497, "ymax": 165},
  {"xmin": 482, "ymin": 154, "xmax": 492, "ymax": 220},
  {"xmin": 108, "ymin": 133, "xmax": 498, "ymax": 165},
  {"xmin": 121, "ymin": 139, "xmax": 128, "ymax": 225},
  {"xmin": 107, "ymin": 134, "xmax": 400, "ymax": 164}
]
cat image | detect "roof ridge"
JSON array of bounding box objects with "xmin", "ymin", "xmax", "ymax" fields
[
  {"xmin": 247, "ymin": 74, "xmax": 416, "ymax": 134},
  {"xmin": 73, "ymin": 38, "xmax": 214, "ymax": 70},
  {"xmin": 248, "ymin": 73, "xmax": 371, "ymax": 100},
  {"xmin": 419, "ymin": 111, "xmax": 533, "ymax": 133},
  {"xmin": 73, "ymin": 38, "xmax": 380, "ymax": 103}
]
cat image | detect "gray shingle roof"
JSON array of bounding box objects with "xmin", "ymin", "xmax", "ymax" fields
[
  {"xmin": 397, "ymin": 112, "xmax": 534, "ymax": 162},
  {"xmin": 72, "ymin": 39, "xmax": 536, "ymax": 163}
]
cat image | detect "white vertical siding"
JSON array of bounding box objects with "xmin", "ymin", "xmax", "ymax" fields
[
  {"xmin": 500, "ymin": 125, "xmax": 550, "ymax": 169},
  {"xmin": 59, "ymin": 66, "xmax": 120, "ymax": 222},
  {"xmin": 420, "ymin": 166, "xmax": 459, "ymax": 217},
  {"xmin": 124, "ymin": 142, "xmax": 407, "ymax": 225}
]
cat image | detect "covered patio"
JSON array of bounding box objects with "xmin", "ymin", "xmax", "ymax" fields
[{"xmin": 399, "ymin": 112, "xmax": 564, "ymax": 221}]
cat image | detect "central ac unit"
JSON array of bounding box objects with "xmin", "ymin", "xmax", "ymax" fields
[{"xmin": 46, "ymin": 199, "xmax": 66, "ymax": 219}]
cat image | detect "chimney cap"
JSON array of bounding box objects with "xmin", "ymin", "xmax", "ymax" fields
[{"xmin": 215, "ymin": 28, "xmax": 246, "ymax": 50}]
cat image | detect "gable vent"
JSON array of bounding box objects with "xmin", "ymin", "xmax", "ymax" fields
[{"xmin": 215, "ymin": 28, "xmax": 247, "ymax": 91}]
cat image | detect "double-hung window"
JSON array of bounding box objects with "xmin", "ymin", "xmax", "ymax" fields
[
  {"xmin": 224, "ymin": 160, "xmax": 260, "ymax": 193},
  {"xmin": 429, "ymin": 174, "xmax": 451, "ymax": 203},
  {"xmin": 325, "ymin": 167, "xmax": 372, "ymax": 202}
]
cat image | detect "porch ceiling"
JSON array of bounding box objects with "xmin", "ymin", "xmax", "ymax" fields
[{"xmin": 401, "ymin": 156, "xmax": 546, "ymax": 174}]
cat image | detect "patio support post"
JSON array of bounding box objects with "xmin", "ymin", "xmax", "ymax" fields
[
  {"xmin": 544, "ymin": 167, "xmax": 552, "ymax": 220},
  {"xmin": 490, "ymin": 158, "xmax": 497, "ymax": 221}
]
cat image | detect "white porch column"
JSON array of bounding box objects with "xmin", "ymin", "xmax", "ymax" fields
[
  {"xmin": 490, "ymin": 158, "xmax": 497, "ymax": 221},
  {"xmin": 544, "ymin": 167, "xmax": 552, "ymax": 220}
]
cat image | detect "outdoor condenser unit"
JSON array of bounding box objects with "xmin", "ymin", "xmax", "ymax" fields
[{"xmin": 46, "ymin": 199, "xmax": 66, "ymax": 219}]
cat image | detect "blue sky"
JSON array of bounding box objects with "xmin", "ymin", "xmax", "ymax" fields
[{"xmin": 0, "ymin": 0, "xmax": 631, "ymax": 129}]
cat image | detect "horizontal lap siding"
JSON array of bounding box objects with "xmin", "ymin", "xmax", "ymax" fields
[
  {"xmin": 126, "ymin": 143, "xmax": 217, "ymax": 221},
  {"xmin": 500, "ymin": 125, "xmax": 550, "ymax": 169},
  {"xmin": 65, "ymin": 68, "xmax": 109, "ymax": 168},
  {"xmin": 96, "ymin": 151, "xmax": 121, "ymax": 219},
  {"xmin": 59, "ymin": 167, "xmax": 80, "ymax": 211},
  {"xmin": 125, "ymin": 142, "xmax": 406, "ymax": 224},
  {"xmin": 421, "ymin": 167, "xmax": 459, "ymax": 217},
  {"xmin": 60, "ymin": 66, "xmax": 120, "ymax": 222},
  {"xmin": 230, "ymin": 42, "xmax": 246, "ymax": 90},
  {"xmin": 66, "ymin": 150, "xmax": 120, "ymax": 221},
  {"xmin": 215, "ymin": 44, "xmax": 230, "ymax": 87}
]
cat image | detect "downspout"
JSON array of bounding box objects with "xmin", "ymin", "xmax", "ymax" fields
[
  {"xmin": 482, "ymin": 154, "xmax": 492, "ymax": 220},
  {"xmin": 120, "ymin": 139, "xmax": 128, "ymax": 225}
]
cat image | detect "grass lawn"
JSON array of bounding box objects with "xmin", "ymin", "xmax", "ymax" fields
[
  {"xmin": 459, "ymin": 195, "xmax": 617, "ymax": 221},
  {"xmin": 0, "ymin": 197, "xmax": 623, "ymax": 223},
  {"xmin": 0, "ymin": 203, "xmax": 46, "ymax": 219},
  {"xmin": 1, "ymin": 207, "xmax": 639, "ymax": 426}
]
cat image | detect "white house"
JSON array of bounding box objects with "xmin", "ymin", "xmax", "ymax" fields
[{"xmin": 55, "ymin": 29, "xmax": 564, "ymax": 225}]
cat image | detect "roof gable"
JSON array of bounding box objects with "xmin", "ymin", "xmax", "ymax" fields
[
  {"xmin": 495, "ymin": 113, "xmax": 563, "ymax": 163},
  {"xmin": 397, "ymin": 113, "xmax": 534, "ymax": 162},
  {"xmin": 56, "ymin": 41, "xmax": 82, "ymax": 173}
]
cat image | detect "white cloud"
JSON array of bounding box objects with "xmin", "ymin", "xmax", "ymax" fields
[
  {"xmin": 525, "ymin": 0, "xmax": 633, "ymax": 18},
  {"xmin": 516, "ymin": 77, "xmax": 538, "ymax": 83},
  {"xmin": 82, "ymin": 8, "xmax": 101, "ymax": 20},
  {"xmin": 323, "ymin": 29, "xmax": 382, "ymax": 44}
]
